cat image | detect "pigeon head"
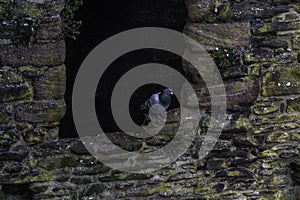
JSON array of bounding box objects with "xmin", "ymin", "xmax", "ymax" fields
[
  {"xmin": 162, "ymin": 88, "xmax": 174, "ymax": 96},
  {"xmin": 159, "ymin": 88, "xmax": 173, "ymax": 108}
]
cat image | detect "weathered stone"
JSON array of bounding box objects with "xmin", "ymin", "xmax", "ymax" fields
[
  {"xmin": 18, "ymin": 66, "xmax": 48, "ymax": 78},
  {"xmin": 251, "ymin": 21, "xmax": 278, "ymax": 35},
  {"xmin": 71, "ymin": 176, "xmax": 92, "ymax": 185},
  {"xmin": 279, "ymin": 123, "xmax": 299, "ymax": 130},
  {"xmin": 251, "ymin": 114, "xmax": 299, "ymax": 125},
  {"xmin": 263, "ymin": 65, "xmax": 300, "ymax": 96},
  {"xmin": 252, "ymin": 37, "xmax": 288, "ymax": 49},
  {"xmin": 267, "ymin": 132, "xmax": 289, "ymax": 143},
  {"xmin": 0, "ymin": 68, "xmax": 33, "ymax": 103},
  {"xmin": 292, "ymin": 36, "xmax": 300, "ymax": 50},
  {"xmin": 194, "ymin": 77, "xmax": 260, "ymax": 108},
  {"xmin": 22, "ymin": 127, "xmax": 58, "ymax": 143},
  {"xmin": 186, "ymin": 0, "xmax": 214, "ymax": 22},
  {"xmin": 34, "ymin": 16, "xmax": 62, "ymax": 42},
  {"xmin": 84, "ymin": 183, "xmax": 107, "ymax": 196},
  {"xmin": 0, "ymin": 39, "xmax": 65, "ymax": 67},
  {"xmin": 215, "ymin": 168, "xmax": 254, "ymax": 178},
  {"xmin": 0, "ymin": 2, "xmax": 14, "ymax": 19},
  {"xmin": 0, "ymin": 20, "xmax": 16, "ymax": 39},
  {"xmin": 206, "ymin": 160, "xmax": 226, "ymax": 170},
  {"xmin": 13, "ymin": 0, "xmax": 65, "ymax": 18},
  {"xmin": 187, "ymin": 1, "xmax": 289, "ymax": 22},
  {"xmin": 184, "ymin": 22, "xmax": 251, "ymax": 50},
  {"xmin": 291, "ymin": 157, "xmax": 300, "ymax": 184},
  {"xmin": 0, "ymin": 103, "xmax": 12, "ymax": 124},
  {"xmin": 0, "ymin": 128, "xmax": 19, "ymax": 148},
  {"xmin": 29, "ymin": 182, "xmax": 48, "ymax": 194},
  {"xmin": 69, "ymin": 141, "xmax": 89, "ymax": 155},
  {"xmin": 277, "ymin": 21, "xmax": 300, "ymax": 31},
  {"xmin": 15, "ymin": 100, "xmax": 66, "ymax": 123},
  {"xmin": 254, "ymin": 126, "xmax": 276, "ymax": 134},
  {"xmin": 244, "ymin": 48, "xmax": 274, "ymax": 64},
  {"xmin": 233, "ymin": 5, "xmax": 289, "ymax": 20},
  {"xmin": 233, "ymin": 138, "xmax": 257, "ymax": 148},
  {"xmin": 275, "ymin": 51, "xmax": 296, "ymax": 64},
  {"xmin": 33, "ymin": 65, "xmax": 66, "ymax": 100},
  {"xmin": 99, "ymin": 172, "xmax": 152, "ymax": 182},
  {"xmin": 13, "ymin": 171, "xmax": 51, "ymax": 184},
  {"xmin": 287, "ymin": 97, "xmax": 300, "ymax": 112},
  {"xmin": 253, "ymin": 105, "xmax": 279, "ymax": 115},
  {"xmin": 0, "ymin": 146, "xmax": 29, "ymax": 162}
]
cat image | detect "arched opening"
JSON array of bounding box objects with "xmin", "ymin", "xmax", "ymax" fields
[{"xmin": 59, "ymin": 0, "xmax": 187, "ymax": 138}]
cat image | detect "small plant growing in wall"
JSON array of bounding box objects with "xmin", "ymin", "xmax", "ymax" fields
[{"xmin": 61, "ymin": 0, "xmax": 83, "ymax": 39}]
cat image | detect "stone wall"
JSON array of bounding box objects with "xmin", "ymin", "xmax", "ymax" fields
[
  {"xmin": 0, "ymin": 0, "xmax": 66, "ymax": 199},
  {"xmin": 0, "ymin": 0, "xmax": 300, "ymax": 200}
]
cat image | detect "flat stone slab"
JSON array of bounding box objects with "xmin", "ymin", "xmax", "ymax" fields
[{"xmin": 184, "ymin": 22, "xmax": 251, "ymax": 50}]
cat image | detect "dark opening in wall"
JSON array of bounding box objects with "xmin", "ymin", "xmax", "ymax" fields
[{"xmin": 59, "ymin": 0, "xmax": 187, "ymax": 138}]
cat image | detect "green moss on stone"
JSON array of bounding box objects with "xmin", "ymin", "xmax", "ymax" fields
[
  {"xmin": 251, "ymin": 114, "xmax": 299, "ymax": 125},
  {"xmin": 261, "ymin": 150, "xmax": 277, "ymax": 157},
  {"xmin": 287, "ymin": 97, "xmax": 300, "ymax": 112},
  {"xmin": 0, "ymin": 68, "xmax": 34, "ymax": 102},
  {"xmin": 218, "ymin": 3, "xmax": 232, "ymax": 20},
  {"xmin": 236, "ymin": 117, "xmax": 253, "ymax": 129},
  {"xmin": 244, "ymin": 53, "xmax": 275, "ymax": 63},
  {"xmin": 18, "ymin": 66, "xmax": 47, "ymax": 78},
  {"xmin": 263, "ymin": 66, "xmax": 300, "ymax": 96},
  {"xmin": 253, "ymin": 105, "xmax": 279, "ymax": 115},
  {"xmin": 291, "ymin": 132, "xmax": 300, "ymax": 140},
  {"xmin": 267, "ymin": 132, "xmax": 289, "ymax": 143},
  {"xmin": 227, "ymin": 170, "xmax": 241, "ymax": 177},
  {"xmin": 24, "ymin": 2, "xmax": 42, "ymax": 18},
  {"xmin": 14, "ymin": 172, "xmax": 51, "ymax": 184},
  {"xmin": 254, "ymin": 126, "xmax": 276, "ymax": 134}
]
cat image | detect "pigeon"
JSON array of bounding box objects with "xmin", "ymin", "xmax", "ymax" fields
[
  {"xmin": 139, "ymin": 88, "xmax": 174, "ymax": 152},
  {"xmin": 140, "ymin": 88, "xmax": 174, "ymax": 112}
]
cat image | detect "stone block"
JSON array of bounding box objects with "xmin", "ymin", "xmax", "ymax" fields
[
  {"xmin": 13, "ymin": 0, "xmax": 64, "ymax": 18},
  {"xmin": 0, "ymin": 103, "xmax": 12, "ymax": 124},
  {"xmin": 15, "ymin": 100, "xmax": 66, "ymax": 123},
  {"xmin": 251, "ymin": 21, "xmax": 278, "ymax": 36},
  {"xmin": 34, "ymin": 16, "xmax": 62, "ymax": 42},
  {"xmin": 184, "ymin": 22, "xmax": 251, "ymax": 50},
  {"xmin": 287, "ymin": 97, "xmax": 300, "ymax": 112},
  {"xmin": 0, "ymin": 67, "xmax": 33, "ymax": 103},
  {"xmin": 253, "ymin": 105, "xmax": 279, "ymax": 115},
  {"xmin": 18, "ymin": 66, "xmax": 48, "ymax": 78},
  {"xmin": 292, "ymin": 36, "xmax": 300, "ymax": 50},
  {"xmin": 33, "ymin": 65, "xmax": 66, "ymax": 100},
  {"xmin": 267, "ymin": 132, "xmax": 289, "ymax": 143},
  {"xmin": 0, "ymin": 20, "xmax": 16, "ymax": 39},
  {"xmin": 187, "ymin": 1, "xmax": 289, "ymax": 22},
  {"xmin": 263, "ymin": 65, "xmax": 300, "ymax": 96},
  {"xmin": 0, "ymin": 39, "xmax": 65, "ymax": 67},
  {"xmin": 244, "ymin": 48, "xmax": 274, "ymax": 64},
  {"xmin": 186, "ymin": 0, "xmax": 214, "ymax": 22},
  {"xmin": 0, "ymin": 146, "xmax": 29, "ymax": 162}
]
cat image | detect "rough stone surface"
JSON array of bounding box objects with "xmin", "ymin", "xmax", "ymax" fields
[
  {"xmin": 0, "ymin": 67, "xmax": 33, "ymax": 103},
  {"xmin": 15, "ymin": 100, "xmax": 66, "ymax": 123},
  {"xmin": 0, "ymin": 39, "xmax": 65, "ymax": 67},
  {"xmin": 0, "ymin": 0, "xmax": 300, "ymax": 199},
  {"xmin": 33, "ymin": 65, "xmax": 66, "ymax": 100},
  {"xmin": 263, "ymin": 66, "xmax": 300, "ymax": 96},
  {"xmin": 185, "ymin": 22, "xmax": 251, "ymax": 50}
]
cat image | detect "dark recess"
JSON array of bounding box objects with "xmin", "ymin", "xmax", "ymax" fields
[{"xmin": 60, "ymin": 0, "xmax": 187, "ymax": 138}]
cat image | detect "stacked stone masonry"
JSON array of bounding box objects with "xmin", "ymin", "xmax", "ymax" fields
[{"xmin": 0, "ymin": 0, "xmax": 300, "ymax": 200}]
